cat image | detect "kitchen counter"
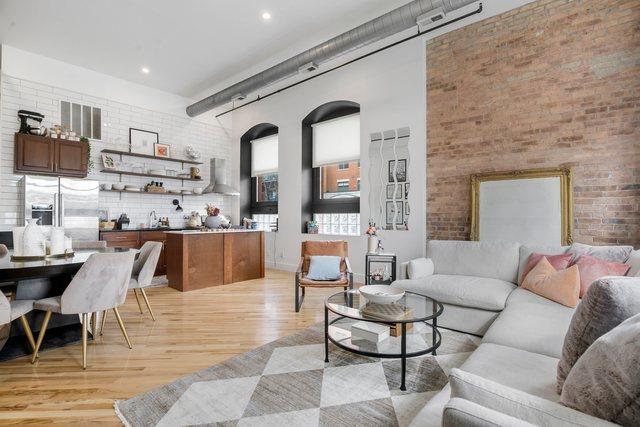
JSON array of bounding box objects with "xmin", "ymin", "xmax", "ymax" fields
[
  {"xmin": 164, "ymin": 229, "xmax": 262, "ymax": 234},
  {"xmin": 165, "ymin": 229, "xmax": 265, "ymax": 292},
  {"xmin": 99, "ymin": 227, "xmax": 189, "ymax": 233}
]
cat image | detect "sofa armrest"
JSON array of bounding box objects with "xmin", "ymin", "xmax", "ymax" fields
[
  {"xmin": 449, "ymin": 369, "xmax": 617, "ymax": 427},
  {"xmin": 443, "ymin": 398, "xmax": 535, "ymax": 427}
]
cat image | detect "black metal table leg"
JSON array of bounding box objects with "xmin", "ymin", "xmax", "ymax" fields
[
  {"xmin": 400, "ymin": 322, "xmax": 406, "ymax": 391},
  {"xmin": 324, "ymin": 305, "xmax": 329, "ymax": 363},
  {"xmin": 432, "ymin": 317, "xmax": 438, "ymax": 356}
]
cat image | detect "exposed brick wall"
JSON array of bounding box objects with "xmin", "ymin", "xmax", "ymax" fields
[{"xmin": 426, "ymin": 0, "xmax": 640, "ymax": 247}]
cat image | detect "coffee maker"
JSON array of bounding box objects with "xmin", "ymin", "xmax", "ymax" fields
[{"xmin": 17, "ymin": 110, "xmax": 46, "ymax": 135}]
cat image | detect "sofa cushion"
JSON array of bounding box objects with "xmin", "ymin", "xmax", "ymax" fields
[
  {"xmin": 482, "ymin": 288, "xmax": 575, "ymax": 359},
  {"xmin": 407, "ymin": 257, "xmax": 434, "ymax": 279},
  {"xmin": 520, "ymin": 257, "xmax": 580, "ymax": 308},
  {"xmin": 568, "ymin": 242, "xmax": 633, "ymax": 263},
  {"xmin": 459, "ymin": 343, "xmax": 560, "ymax": 402},
  {"xmin": 561, "ymin": 313, "xmax": 640, "ymax": 426},
  {"xmin": 573, "ymin": 254, "xmax": 630, "ymax": 297},
  {"xmin": 626, "ymin": 250, "xmax": 640, "ymax": 277},
  {"xmin": 449, "ymin": 369, "xmax": 617, "ymax": 427},
  {"xmin": 443, "ymin": 398, "xmax": 536, "ymax": 427},
  {"xmin": 517, "ymin": 244, "xmax": 569, "ymax": 284},
  {"xmin": 391, "ymin": 274, "xmax": 516, "ymax": 311},
  {"xmin": 557, "ymin": 277, "xmax": 640, "ymax": 393},
  {"xmin": 427, "ymin": 240, "xmax": 520, "ymax": 283}
]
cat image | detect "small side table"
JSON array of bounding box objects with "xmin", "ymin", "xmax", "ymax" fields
[{"xmin": 365, "ymin": 252, "xmax": 397, "ymax": 286}]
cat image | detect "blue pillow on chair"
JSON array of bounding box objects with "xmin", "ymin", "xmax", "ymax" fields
[{"xmin": 306, "ymin": 256, "xmax": 342, "ymax": 281}]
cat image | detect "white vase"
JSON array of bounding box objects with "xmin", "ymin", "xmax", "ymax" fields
[
  {"xmin": 367, "ymin": 235, "xmax": 379, "ymax": 253},
  {"xmin": 22, "ymin": 219, "xmax": 45, "ymax": 256},
  {"xmin": 12, "ymin": 227, "xmax": 25, "ymax": 256},
  {"xmin": 50, "ymin": 227, "xmax": 66, "ymax": 255}
]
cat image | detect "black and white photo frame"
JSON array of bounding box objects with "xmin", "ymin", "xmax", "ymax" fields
[
  {"xmin": 388, "ymin": 159, "xmax": 407, "ymax": 183},
  {"xmin": 404, "ymin": 182, "xmax": 410, "ymax": 199},
  {"xmin": 386, "ymin": 183, "xmax": 402, "ymax": 199},
  {"xmin": 129, "ymin": 128, "xmax": 158, "ymax": 156},
  {"xmin": 386, "ymin": 201, "xmax": 404, "ymax": 225}
]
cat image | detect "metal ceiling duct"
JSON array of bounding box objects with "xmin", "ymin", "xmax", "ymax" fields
[{"xmin": 186, "ymin": 0, "xmax": 477, "ymax": 117}]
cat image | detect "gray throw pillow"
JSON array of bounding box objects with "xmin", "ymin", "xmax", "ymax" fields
[
  {"xmin": 557, "ymin": 277, "xmax": 640, "ymax": 393},
  {"xmin": 560, "ymin": 313, "xmax": 640, "ymax": 426},
  {"xmin": 568, "ymin": 242, "xmax": 633, "ymax": 263}
]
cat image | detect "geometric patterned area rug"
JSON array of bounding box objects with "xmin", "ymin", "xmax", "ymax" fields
[{"xmin": 115, "ymin": 321, "xmax": 479, "ymax": 426}]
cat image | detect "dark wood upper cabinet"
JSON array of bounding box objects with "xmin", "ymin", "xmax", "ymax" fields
[
  {"xmin": 15, "ymin": 133, "xmax": 88, "ymax": 178},
  {"xmin": 55, "ymin": 139, "xmax": 88, "ymax": 177}
]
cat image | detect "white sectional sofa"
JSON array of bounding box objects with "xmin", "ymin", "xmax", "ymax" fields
[{"xmin": 391, "ymin": 240, "xmax": 638, "ymax": 426}]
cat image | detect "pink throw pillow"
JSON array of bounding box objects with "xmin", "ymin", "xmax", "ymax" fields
[
  {"xmin": 520, "ymin": 252, "xmax": 574, "ymax": 285},
  {"xmin": 521, "ymin": 257, "xmax": 580, "ymax": 307},
  {"xmin": 573, "ymin": 254, "xmax": 631, "ymax": 298}
]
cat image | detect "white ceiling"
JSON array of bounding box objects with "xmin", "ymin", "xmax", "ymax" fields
[{"xmin": 0, "ymin": 0, "xmax": 410, "ymax": 98}]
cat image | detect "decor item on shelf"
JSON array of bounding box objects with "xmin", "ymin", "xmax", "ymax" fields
[
  {"xmin": 145, "ymin": 182, "xmax": 167, "ymax": 193},
  {"xmin": 190, "ymin": 166, "xmax": 201, "ymax": 179},
  {"xmin": 181, "ymin": 190, "xmax": 193, "ymax": 195},
  {"xmin": 307, "ymin": 220, "xmax": 318, "ymax": 234},
  {"xmin": 154, "ymin": 143, "xmax": 171, "ymax": 158},
  {"xmin": 129, "ymin": 128, "xmax": 158, "ymax": 155},
  {"xmin": 100, "ymin": 183, "xmax": 112, "ymax": 191},
  {"xmin": 185, "ymin": 145, "xmax": 201, "ymax": 160},
  {"xmin": 388, "ymin": 159, "xmax": 407, "ymax": 182},
  {"xmin": 102, "ymin": 153, "xmax": 117, "ymax": 170},
  {"xmin": 166, "ymin": 169, "xmax": 178, "ymax": 177},
  {"xmin": 359, "ymin": 285, "xmax": 405, "ymax": 305},
  {"xmin": 22, "ymin": 219, "xmax": 46, "ymax": 257},
  {"xmin": 186, "ymin": 211, "xmax": 201, "ymax": 228},
  {"xmin": 365, "ymin": 219, "xmax": 379, "ymax": 253},
  {"xmin": 112, "ymin": 183, "xmax": 126, "ymax": 191},
  {"xmin": 204, "ymin": 204, "xmax": 222, "ymax": 229},
  {"xmin": 148, "ymin": 169, "xmax": 165, "ymax": 176}
]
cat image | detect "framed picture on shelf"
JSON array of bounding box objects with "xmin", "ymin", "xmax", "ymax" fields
[
  {"xmin": 405, "ymin": 182, "xmax": 410, "ymax": 199},
  {"xmin": 101, "ymin": 153, "xmax": 117, "ymax": 170},
  {"xmin": 386, "ymin": 183, "xmax": 402, "ymax": 199},
  {"xmin": 154, "ymin": 143, "xmax": 171, "ymax": 158},
  {"xmin": 385, "ymin": 201, "xmax": 404, "ymax": 225},
  {"xmin": 388, "ymin": 159, "xmax": 407, "ymax": 183},
  {"xmin": 129, "ymin": 128, "xmax": 158, "ymax": 155}
]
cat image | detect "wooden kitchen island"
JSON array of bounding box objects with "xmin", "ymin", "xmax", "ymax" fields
[{"xmin": 165, "ymin": 229, "xmax": 265, "ymax": 292}]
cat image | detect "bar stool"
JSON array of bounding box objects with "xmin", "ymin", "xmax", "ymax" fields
[
  {"xmin": 0, "ymin": 292, "xmax": 36, "ymax": 355},
  {"xmin": 31, "ymin": 251, "xmax": 136, "ymax": 369}
]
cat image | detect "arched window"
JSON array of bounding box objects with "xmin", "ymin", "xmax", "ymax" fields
[
  {"xmin": 240, "ymin": 123, "xmax": 278, "ymax": 231},
  {"xmin": 301, "ymin": 101, "xmax": 360, "ymax": 235}
]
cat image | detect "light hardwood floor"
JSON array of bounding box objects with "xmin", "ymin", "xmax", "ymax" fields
[{"xmin": 0, "ymin": 269, "xmax": 340, "ymax": 425}]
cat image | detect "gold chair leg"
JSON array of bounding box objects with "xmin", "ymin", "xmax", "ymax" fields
[
  {"xmin": 112, "ymin": 307, "xmax": 132, "ymax": 349},
  {"xmin": 133, "ymin": 289, "xmax": 144, "ymax": 314},
  {"xmin": 81, "ymin": 313, "xmax": 88, "ymax": 369},
  {"xmin": 139, "ymin": 288, "xmax": 156, "ymax": 321},
  {"xmin": 100, "ymin": 310, "xmax": 108, "ymax": 335},
  {"xmin": 31, "ymin": 310, "xmax": 52, "ymax": 363},
  {"xmin": 18, "ymin": 315, "xmax": 36, "ymax": 351},
  {"xmin": 90, "ymin": 312, "xmax": 98, "ymax": 338}
]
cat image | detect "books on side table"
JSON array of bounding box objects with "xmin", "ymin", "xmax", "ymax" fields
[{"xmin": 354, "ymin": 302, "xmax": 414, "ymax": 340}]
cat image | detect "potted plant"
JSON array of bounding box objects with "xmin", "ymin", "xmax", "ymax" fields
[{"xmin": 80, "ymin": 136, "xmax": 94, "ymax": 173}]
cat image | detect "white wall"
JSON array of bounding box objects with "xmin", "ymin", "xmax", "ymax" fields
[
  {"xmin": 0, "ymin": 45, "xmax": 234, "ymax": 230},
  {"xmin": 231, "ymin": 39, "xmax": 427, "ymax": 281}
]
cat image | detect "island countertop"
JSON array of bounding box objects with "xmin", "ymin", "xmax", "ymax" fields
[{"xmin": 165, "ymin": 229, "xmax": 264, "ymax": 291}]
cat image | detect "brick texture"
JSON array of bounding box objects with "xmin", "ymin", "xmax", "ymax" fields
[{"xmin": 426, "ymin": 0, "xmax": 640, "ymax": 246}]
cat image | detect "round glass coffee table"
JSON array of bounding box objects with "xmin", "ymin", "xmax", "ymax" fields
[{"xmin": 324, "ymin": 289, "xmax": 443, "ymax": 391}]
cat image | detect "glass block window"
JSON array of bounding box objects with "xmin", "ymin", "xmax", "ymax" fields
[
  {"xmin": 252, "ymin": 214, "xmax": 278, "ymax": 232},
  {"xmin": 60, "ymin": 101, "xmax": 102, "ymax": 140},
  {"xmin": 313, "ymin": 213, "xmax": 360, "ymax": 236}
]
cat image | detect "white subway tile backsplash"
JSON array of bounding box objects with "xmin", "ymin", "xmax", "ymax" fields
[{"xmin": 0, "ymin": 73, "xmax": 233, "ymax": 231}]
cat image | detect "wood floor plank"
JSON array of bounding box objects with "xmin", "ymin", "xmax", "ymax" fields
[{"xmin": 0, "ymin": 269, "xmax": 340, "ymax": 425}]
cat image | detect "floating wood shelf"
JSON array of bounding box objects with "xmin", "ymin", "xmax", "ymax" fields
[
  {"xmin": 101, "ymin": 149, "xmax": 202, "ymax": 165},
  {"xmin": 100, "ymin": 189, "xmax": 203, "ymax": 196},
  {"xmin": 100, "ymin": 169, "xmax": 203, "ymax": 181}
]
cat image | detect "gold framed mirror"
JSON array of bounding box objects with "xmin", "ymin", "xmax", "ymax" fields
[{"xmin": 470, "ymin": 167, "xmax": 573, "ymax": 245}]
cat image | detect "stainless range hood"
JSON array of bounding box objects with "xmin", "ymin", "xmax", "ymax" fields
[{"xmin": 203, "ymin": 158, "xmax": 239, "ymax": 196}]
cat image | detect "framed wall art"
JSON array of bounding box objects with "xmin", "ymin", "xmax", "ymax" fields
[
  {"xmin": 388, "ymin": 159, "xmax": 407, "ymax": 183},
  {"xmin": 129, "ymin": 128, "xmax": 158, "ymax": 155},
  {"xmin": 154, "ymin": 143, "xmax": 171, "ymax": 158}
]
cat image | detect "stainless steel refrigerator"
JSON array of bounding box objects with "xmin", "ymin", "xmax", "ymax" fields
[{"xmin": 20, "ymin": 176, "xmax": 99, "ymax": 242}]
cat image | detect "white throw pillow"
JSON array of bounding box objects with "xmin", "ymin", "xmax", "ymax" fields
[
  {"xmin": 449, "ymin": 369, "xmax": 616, "ymax": 427},
  {"xmin": 407, "ymin": 258, "xmax": 434, "ymax": 279},
  {"xmin": 625, "ymin": 250, "xmax": 640, "ymax": 277}
]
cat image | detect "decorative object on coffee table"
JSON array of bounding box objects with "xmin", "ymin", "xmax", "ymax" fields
[
  {"xmin": 129, "ymin": 128, "xmax": 158, "ymax": 156},
  {"xmin": 365, "ymin": 252, "xmax": 396, "ymax": 286},
  {"xmin": 325, "ymin": 289, "xmax": 442, "ymax": 390},
  {"xmin": 359, "ymin": 285, "xmax": 405, "ymax": 304}
]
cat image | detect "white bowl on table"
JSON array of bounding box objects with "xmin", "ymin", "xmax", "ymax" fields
[{"xmin": 359, "ymin": 285, "xmax": 405, "ymax": 305}]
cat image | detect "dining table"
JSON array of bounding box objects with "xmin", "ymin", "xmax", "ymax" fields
[{"xmin": 0, "ymin": 247, "xmax": 136, "ymax": 361}]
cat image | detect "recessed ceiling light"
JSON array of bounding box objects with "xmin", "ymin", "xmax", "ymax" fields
[
  {"xmin": 141, "ymin": 67, "xmax": 150, "ymax": 74},
  {"xmin": 261, "ymin": 11, "xmax": 271, "ymax": 21}
]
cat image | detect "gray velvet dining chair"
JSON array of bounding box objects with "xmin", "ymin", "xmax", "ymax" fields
[
  {"xmin": 0, "ymin": 292, "xmax": 36, "ymax": 355},
  {"xmin": 30, "ymin": 251, "xmax": 136, "ymax": 369}
]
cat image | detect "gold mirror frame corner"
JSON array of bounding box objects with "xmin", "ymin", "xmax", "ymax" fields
[{"xmin": 469, "ymin": 167, "xmax": 573, "ymax": 245}]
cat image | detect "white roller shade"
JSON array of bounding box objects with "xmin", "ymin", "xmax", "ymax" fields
[
  {"xmin": 251, "ymin": 134, "xmax": 278, "ymax": 177},
  {"xmin": 312, "ymin": 113, "xmax": 360, "ymax": 167}
]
